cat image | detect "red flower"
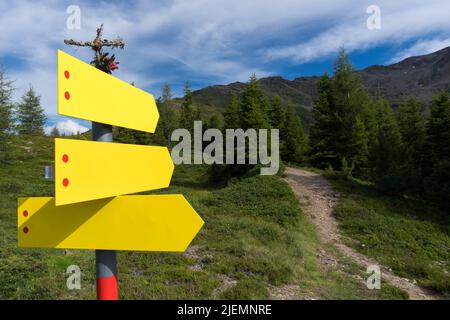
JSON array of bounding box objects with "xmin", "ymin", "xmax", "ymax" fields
[{"xmin": 109, "ymin": 61, "xmax": 119, "ymax": 71}]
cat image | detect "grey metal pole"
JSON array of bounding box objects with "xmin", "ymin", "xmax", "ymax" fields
[{"xmin": 92, "ymin": 122, "xmax": 118, "ymax": 300}]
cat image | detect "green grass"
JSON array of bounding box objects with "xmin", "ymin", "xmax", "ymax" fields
[
  {"xmin": 326, "ymin": 173, "xmax": 450, "ymax": 296},
  {"xmin": 0, "ymin": 135, "xmax": 408, "ymax": 299}
]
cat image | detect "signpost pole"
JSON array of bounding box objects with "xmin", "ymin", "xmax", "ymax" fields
[{"xmin": 92, "ymin": 122, "xmax": 118, "ymax": 300}]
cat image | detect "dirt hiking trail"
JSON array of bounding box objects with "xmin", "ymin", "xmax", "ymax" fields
[{"xmin": 283, "ymin": 167, "xmax": 440, "ymax": 300}]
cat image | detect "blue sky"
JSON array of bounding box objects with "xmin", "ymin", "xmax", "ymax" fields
[{"xmin": 1, "ymin": 0, "xmax": 450, "ymax": 134}]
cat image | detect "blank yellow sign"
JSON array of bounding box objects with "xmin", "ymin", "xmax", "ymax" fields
[
  {"xmin": 55, "ymin": 138, "xmax": 174, "ymax": 206},
  {"xmin": 57, "ymin": 50, "xmax": 159, "ymax": 133},
  {"xmin": 18, "ymin": 195, "xmax": 204, "ymax": 251}
]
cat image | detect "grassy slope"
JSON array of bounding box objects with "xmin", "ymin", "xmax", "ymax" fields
[
  {"xmin": 0, "ymin": 135, "xmax": 405, "ymax": 299},
  {"xmin": 326, "ymin": 174, "xmax": 450, "ymax": 296}
]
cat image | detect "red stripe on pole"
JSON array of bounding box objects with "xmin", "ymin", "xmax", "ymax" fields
[{"xmin": 96, "ymin": 274, "xmax": 118, "ymax": 300}]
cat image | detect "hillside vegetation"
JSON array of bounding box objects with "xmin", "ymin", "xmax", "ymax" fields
[
  {"xmin": 327, "ymin": 173, "xmax": 450, "ymax": 295},
  {"xmin": 0, "ymin": 135, "xmax": 407, "ymax": 299}
]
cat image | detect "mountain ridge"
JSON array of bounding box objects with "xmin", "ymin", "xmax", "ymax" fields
[{"xmin": 189, "ymin": 46, "xmax": 450, "ymax": 115}]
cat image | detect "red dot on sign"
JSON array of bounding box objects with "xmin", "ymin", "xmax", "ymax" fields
[
  {"xmin": 23, "ymin": 227, "xmax": 29, "ymax": 234},
  {"xmin": 64, "ymin": 70, "xmax": 70, "ymax": 79},
  {"xmin": 64, "ymin": 91, "xmax": 70, "ymax": 100},
  {"xmin": 62, "ymin": 154, "xmax": 69, "ymax": 163},
  {"xmin": 63, "ymin": 178, "xmax": 69, "ymax": 187},
  {"xmin": 23, "ymin": 210, "xmax": 28, "ymax": 217}
]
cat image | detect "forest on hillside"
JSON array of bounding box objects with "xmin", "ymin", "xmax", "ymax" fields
[
  {"xmin": 116, "ymin": 49, "xmax": 450, "ymax": 212},
  {"xmin": 1, "ymin": 49, "xmax": 449, "ymax": 212}
]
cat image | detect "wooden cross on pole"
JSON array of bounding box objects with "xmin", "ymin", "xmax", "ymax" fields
[{"xmin": 64, "ymin": 24, "xmax": 125, "ymax": 74}]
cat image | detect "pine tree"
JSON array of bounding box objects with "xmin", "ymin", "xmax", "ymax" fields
[
  {"xmin": 224, "ymin": 94, "xmax": 241, "ymax": 128},
  {"xmin": 208, "ymin": 113, "xmax": 224, "ymax": 130},
  {"xmin": 0, "ymin": 70, "xmax": 14, "ymax": 162},
  {"xmin": 209, "ymin": 75, "xmax": 271, "ymax": 182},
  {"xmin": 333, "ymin": 49, "xmax": 371, "ymax": 171},
  {"xmin": 309, "ymin": 72, "xmax": 340, "ymax": 168},
  {"xmin": 309, "ymin": 49, "xmax": 373, "ymax": 172},
  {"xmin": 397, "ymin": 97, "xmax": 426, "ymax": 154},
  {"xmin": 423, "ymin": 92, "xmax": 450, "ymax": 210},
  {"xmin": 269, "ymin": 95, "xmax": 284, "ymax": 129},
  {"xmin": 16, "ymin": 87, "xmax": 46, "ymax": 135},
  {"xmin": 156, "ymin": 83, "xmax": 178, "ymax": 146},
  {"xmin": 282, "ymin": 103, "xmax": 306, "ymax": 163},
  {"xmin": 161, "ymin": 82, "xmax": 172, "ymax": 104},
  {"xmin": 180, "ymin": 81, "xmax": 195, "ymax": 132},
  {"xmin": 369, "ymin": 99, "xmax": 402, "ymax": 193},
  {"xmin": 349, "ymin": 116, "xmax": 369, "ymax": 168},
  {"xmin": 395, "ymin": 97, "xmax": 426, "ymax": 195},
  {"xmin": 240, "ymin": 74, "xmax": 270, "ymax": 130},
  {"xmin": 50, "ymin": 126, "xmax": 60, "ymax": 137}
]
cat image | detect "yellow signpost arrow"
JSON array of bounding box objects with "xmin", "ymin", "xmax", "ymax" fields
[
  {"xmin": 57, "ymin": 50, "xmax": 159, "ymax": 133},
  {"xmin": 18, "ymin": 195, "xmax": 204, "ymax": 251},
  {"xmin": 19, "ymin": 44, "xmax": 204, "ymax": 300},
  {"xmin": 54, "ymin": 138, "xmax": 174, "ymax": 205}
]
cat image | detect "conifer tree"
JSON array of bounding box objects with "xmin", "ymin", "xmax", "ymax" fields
[
  {"xmin": 332, "ymin": 49, "xmax": 371, "ymax": 171},
  {"xmin": 16, "ymin": 87, "xmax": 46, "ymax": 135},
  {"xmin": 369, "ymin": 99, "xmax": 402, "ymax": 193},
  {"xmin": 397, "ymin": 97, "xmax": 426, "ymax": 155},
  {"xmin": 50, "ymin": 126, "xmax": 60, "ymax": 137},
  {"xmin": 309, "ymin": 72, "xmax": 340, "ymax": 168},
  {"xmin": 224, "ymin": 94, "xmax": 241, "ymax": 128},
  {"xmin": 0, "ymin": 70, "xmax": 14, "ymax": 162},
  {"xmin": 269, "ymin": 95, "xmax": 284, "ymax": 129},
  {"xmin": 282, "ymin": 103, "xmax": 306, "ymax": 163},
  {"xmin": 348, "ymin": 115, "xmax": 369, "ymax": 169},
  {"xmin": 180, "ymin": 81, "xmax": 195, "ymax": 132},
  {"xmin": 395, "ymin": 97, "xmax": 426, "ymax": 195},
  {"xmin": 240, "ymin": 74, "xmax": 270, "ymax": 130},
  {"xmin": 209, "ymin": 75, "xmax": 271, "ymax": 183},
  {"xmin": 156, "ymin": 83, "xmax": 178, "ymax": 146},
  {"xmin": 161, "ymin": 82, "xmax": 172, "ymax": 104},
  {"xmin": 310, "ymin": 49, "xmax": 373, "ymax": 171},
  {"xmin": 208, "ymin": 113, "xmax": 224, "ymax": 130},
  {"xmin": 423, "ymin": 92, "xmax": 450, "ymax": 210}
]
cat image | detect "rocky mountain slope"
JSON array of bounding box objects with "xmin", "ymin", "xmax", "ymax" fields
[{"xmin": 190, "ymin": 46, "xmax": 450, "ymax": 114}]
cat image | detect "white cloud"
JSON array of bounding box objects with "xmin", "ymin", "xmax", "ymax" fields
[
  {"xmin": 1, "ymin": 0, "xmax": 450, "ymax": 125},
  {"xmin": 45, "ymin": 119, "xmax": 89, "ymax": 136},
  {"xmin": 263, "ymin": 0, "xmax": 450, "ymax": 63}
]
